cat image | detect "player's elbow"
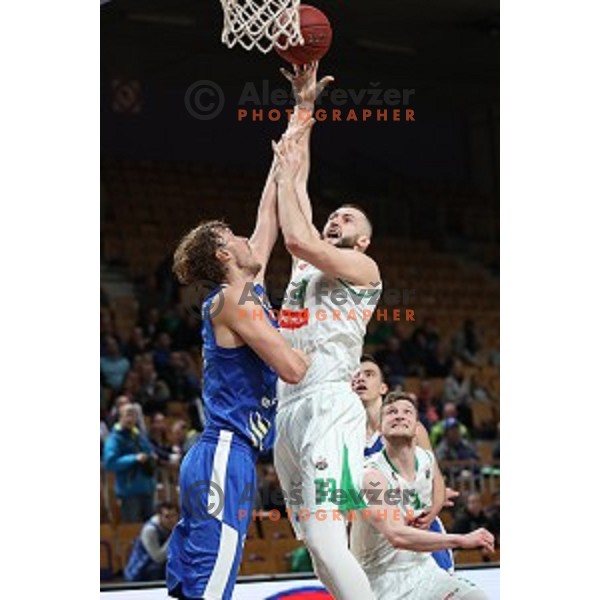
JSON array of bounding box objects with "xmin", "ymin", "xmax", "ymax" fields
[
  {"xmin": 284, "ymin": 234, "xmax": 313, "ymax": 260},
  {"xmin": 389, "ymin": 531, "xmax": 409, "ymax": 550},
  {"xmin": 284, "ymin": 234, "xmax": 304, "ymax": 255},
  {"xmin": 279, "ymin": 351, "xmax": 308, "ymax": 384},
  {"xmin": 279, "ymin": 362, "xmax": 307, "ymax": 385}
]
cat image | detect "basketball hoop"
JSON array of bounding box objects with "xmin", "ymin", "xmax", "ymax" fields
[{"xmin": 220, "ymin": 0, "xmax": 304, "ymax": 54}]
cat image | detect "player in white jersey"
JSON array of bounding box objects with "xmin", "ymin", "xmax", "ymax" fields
[
  {"xmin": 350, "ymin": 391, "xmax": 494, "ymax": 599},
  {"xmin": 353, "ymin": 354, "xmax": 457, "ymax": 571},
  {"xmin": 271, "ymin": 63, "xmax": 380, "ymax": 600}
]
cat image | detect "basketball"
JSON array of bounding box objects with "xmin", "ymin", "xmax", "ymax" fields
[{"xmin": 275, "ymin": 4, "xmax": 333, "ymax": 65}]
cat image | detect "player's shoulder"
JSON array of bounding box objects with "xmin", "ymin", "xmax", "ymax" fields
[
  {"xmin": 415, "ymin": 445, "xmax": 435, "ymax": 466},
  {"xmin": 364, "ymin": 451, "xmax": 388, "ymax": 475},
  {"xmin": 363, "ymin": 462, "xmax": 387, "ymax": 488},
  {"xmin": 220, "ymin": 280, "xmax": 262, "ymax": 306}
]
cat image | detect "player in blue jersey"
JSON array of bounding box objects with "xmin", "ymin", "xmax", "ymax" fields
[
  {"xmin": 166, "ymin": 144, "xmax": 311, "ymax": 600},
  {"xmin": 352, "ymin": 354, "xmax": 457, "ymax": 572}
]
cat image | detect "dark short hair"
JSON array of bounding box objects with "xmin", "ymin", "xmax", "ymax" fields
[
  {"xmin": 380, "ymin": 390, "xmax": 418, "ymax": 419},
  {"xmin": 157, "ymin": 501, "xmax": 178, "ymax": 514},
  {"xmin": 339, "ymin": 203, "xmax": 373, "ymax": 236},
  {"xmin": 360, "ymin": 354, "xmax": 378, "ymax": 365}
]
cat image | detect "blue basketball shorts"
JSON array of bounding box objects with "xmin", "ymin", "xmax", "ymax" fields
[
  {"xmin": 167, "ymin": 430, "xmax": 257, "ymax": 600},
  {"xmin": 430, "ymin": 516, "xmax": 455, "ymax": 572}
]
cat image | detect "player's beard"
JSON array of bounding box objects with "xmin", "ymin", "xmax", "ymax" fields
[{"xmin": 334, "ymin": 233, "xmax": 359, "ymax": 249}]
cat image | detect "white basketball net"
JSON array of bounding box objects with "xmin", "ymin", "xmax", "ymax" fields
[{"xmin": 220, "ymin": 0, "xmax": 304, "ymax": 54}]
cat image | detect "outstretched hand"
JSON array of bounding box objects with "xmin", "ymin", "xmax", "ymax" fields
[
  {"xmin": 443, "ymin": 487, "xmax": 460, "ymax": 508},
  {"xmin": 460, "ymin": 528, "xmax": 495, "ymax": 553},
  {"xmin": 280, "ymin": 61, "xmax": 334, "ymax": 108}
]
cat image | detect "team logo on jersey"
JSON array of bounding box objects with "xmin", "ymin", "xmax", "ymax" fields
[
  {"xmin": 315, "ymin": 456, "xmax": 328, "ymax": 470},
  {"xmin": 261, "ymin": 396, "xmax": 277, "ymax": 409},
  {"xmin": 425, "ymin": 468, "xmax": 431, "ymax": 479}
]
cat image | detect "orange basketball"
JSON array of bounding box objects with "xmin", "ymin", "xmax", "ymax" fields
[{"xmin": 275, "ymin": 4, "xmax": 333, "ymax": 65}]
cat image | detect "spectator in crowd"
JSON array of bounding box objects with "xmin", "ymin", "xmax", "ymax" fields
[
  {"xmin": 425, "ymin": 340, "xmax": 453, "ymax": 378},
  {"xmin": 148, "ymin": 412, "xmax": 178, "ymax": 466},
  {"xmin": 421, "ymin": 317, "xmax": 441, "ymax": 351},
  {"xmin": 451, "ymin": 493, "xmax": 492, "ymax": 534},
  {"xmin": 103, "ymin": 403, "xmax": 157, "ymax": 523},
  {"xmin": 430, "ymin": 402, "xmax": 470, "ymax": 448},
  {"xmin": 122, "ymin": 370, "xmax": 141, "ymax": 399},
  {"xmin": 290, "ymin": 546, "xmax": 314, "ymax": 573},
  {"xmin": 169, "ymin": 419, "xmax": 191, "ymax": 460},
  {"xmin": 471, "ymin": 374, "xmax": 495, "ymax": 403},
  {"xmin": 365, "ymin": 322, "xmax": 394, "ymax": 346},
  {"xmin": 443, "ymin": 358, "xmax": 473, "ymax": 427},
  {"xmin": 485, "ymin": 491, "xmax": 500, "ymax": 539},
  {"xmin": 435, "ymin": 418, "xmax": 479, "ymax": 478},
  {"xmin": 443, "ymin": 359, "xmax": 471, "ymax": 405},
  {"xmin": 125, "ymin": 327, "xmax": 150, "ymax": 361},
  {"xmin": 374, "ymin": 335, "xmax": 406, "ymax": 387},
  {"xmin": 136, "ymin": 358, "xmax": 171, "ymax": 415},
  {"xmin": 100, "ymin": 336, "xmax": 131, "ymax": 391},
  {"xmin": 163, "ymin": 352, "xmax": 201, "ymax": 403},
  {"xmin": 124, "ymin": 502, "xmax": 179, "ymax": 582},
  {"xmin": 453, "ymin": 319, "xmax": 482, "ymax": 366},
  {"xmin": 257, "ymin": 464, "xmax": 287, "ymax": 515},
  {"xmin": 415, "ymin": 381, "xmax": 439, "ymax": 432},
  {"xmin": 172, "ymin": 311, "xmax": 202, "ymax": 351},
  {"xmin": 489, "ymin": 347, "xmax": 500, "ymax": 368},
  {"xmin": 108, "ymin": 395, "xmax": 146, "ymax": 433},
  {"xmin": 404, "ymin": 330, "xmax": 431, "ymax": 376},
  {"xmin": 101, "ymin": 410, "xmax": 110, "ymax": 456},
  {"xmin": 142, "ymin": 307, "xmax": 163, "ymax": 342},
  {"xmin": 153, "ymin": 332, "xmax": 173, "ymax": 379},
  {"xmin": 100, "ymin": 309, "xmax": 118, "ymax": 350}
]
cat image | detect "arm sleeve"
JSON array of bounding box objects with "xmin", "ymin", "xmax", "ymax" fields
[
  {"xmin": 140, "ymin": 524, "xmax": 168, "ymax": 563},
  {"xmin": 103, "ymin": 436, "xmax": 138, "ymax": 472}
]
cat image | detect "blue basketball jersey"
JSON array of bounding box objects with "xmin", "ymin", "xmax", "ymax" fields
[
  {"xmin": 364, "ymin": 431, "xmax": 384, "ymax": 458},
  {"xmin": 201, "ymin": 283, "xmax": 278, "ymax": 452}
]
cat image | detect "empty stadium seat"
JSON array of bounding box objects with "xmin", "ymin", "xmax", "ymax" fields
[
  {"xmin": 240, "ymin": 539, "xmax": 276, "ymax": 575},
  {"xmin": 100, "ymin": 524, "xmax": 116, "ymax": 580},
  {"xmin": 270, "ymin": 538, "xmax": 304, "ymax": 573},
  {"xmin": 454, "ymin": 549, "xmax": 484, "ymax": 565},
  {"xmin": 115, "ymin": 522, "xmax": 144, "ymax": 572},
  {"xmin": 260, "ymin": 516, "xmax": 294, "ymax": 540}
]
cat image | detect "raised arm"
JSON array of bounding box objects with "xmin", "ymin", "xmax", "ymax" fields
[
  {"xmin": 273, "ymin": 136, "xmax": 380, "ymax": 286},
  {"xmin": 248, "ymin": 157, "xmax": 278, "ymax": 284},
  {"xmin": 280, "ymin": 62, "xmax": 334, "ymax": 229},
  {"xmin": 362, "ymin": 469, "xmax": 494, "ymax": 553}
]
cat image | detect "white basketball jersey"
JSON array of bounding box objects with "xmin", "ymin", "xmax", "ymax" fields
[
  {"xmin": 350, "ymin": 446, "xmax": 436, "ymax": 571},
  {"xmin": 277, "ymin": 260, "xmax": 381, "ymax": 401}
]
